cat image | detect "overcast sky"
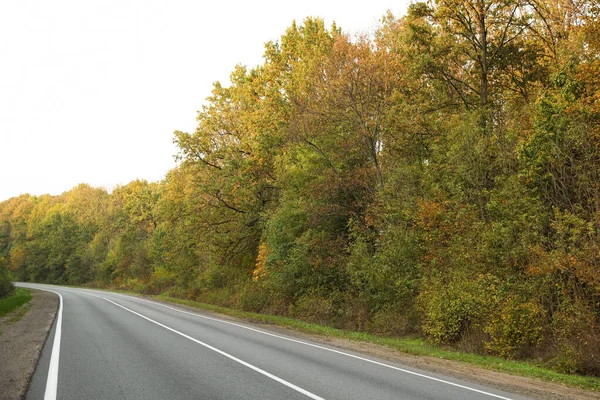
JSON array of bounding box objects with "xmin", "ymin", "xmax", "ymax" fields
[{"xmin": 0, "ymin": 0, "xmax": 410, "ymax": 201}]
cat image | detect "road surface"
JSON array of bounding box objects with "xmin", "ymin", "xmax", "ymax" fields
[{"xmin": 17, "ymin": 283, "xmax": 531, "ymax": 400}]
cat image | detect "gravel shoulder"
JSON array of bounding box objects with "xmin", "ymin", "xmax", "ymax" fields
[{"xmin": 0, "ymin": 289, "xmax": 58, "ymax": 400}]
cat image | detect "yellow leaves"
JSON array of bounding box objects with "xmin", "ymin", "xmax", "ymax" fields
[
  {"xmin": 252, "ymin": 241, "xmax": 269, "ymax": 282},
  {"xmin": 484, "ymin": 297, "xmax": 545, "ymax": 358},
  {"xmin": 8, "ymin": 245, "xmax": 25, "ymax": 271}
]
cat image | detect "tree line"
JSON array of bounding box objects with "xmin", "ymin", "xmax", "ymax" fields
[{"xmin": 1, "ymin": 0, "xmax": 599, "ymax": 375}]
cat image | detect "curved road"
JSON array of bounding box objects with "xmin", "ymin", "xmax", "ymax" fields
[{"xmin": 17, "ymin": 283, "xmax": 531, "ymax": 400}]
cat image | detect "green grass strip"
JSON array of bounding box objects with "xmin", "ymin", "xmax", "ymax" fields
[
  {"xmin": 154, "ymin": 294, "xmax": 600, "ymax": 392},
  {"xmin": 0, "ymin": 287, "xmax": 32, "ymax": 318},
  {"xmin": 6, "ymin": 302, "xmax": 32, "ymax": 324}
]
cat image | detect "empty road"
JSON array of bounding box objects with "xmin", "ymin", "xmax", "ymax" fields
[{"xmin": 18, "ymin": 283, "xmax": 531, "ymax": 400}]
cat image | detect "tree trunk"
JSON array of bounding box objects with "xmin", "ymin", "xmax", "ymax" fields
[{"xmin": 478, "ymin": 0, "xmax": 489, "ymax": 134}]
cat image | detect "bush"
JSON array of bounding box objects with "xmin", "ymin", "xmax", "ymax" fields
[
  {"xmin": 419, "ymin": 274, "xmax": 498, "ymax": 345},
  {"xmin": 485, "ymin": 297, "xmax": 545, "ymax": 358},
  {"xmin": 290, "ymin": 292, "xmax": 338, "ymax": 325},
  {"xmin": 0, "ymin": 266, "xmax": 15, "ymax": 299},
  {"xmin": 347, "ymin": 222, "xmax": 422, "ymax": 317},
  {"xmin": 238, "ymin": 282, "xmax": 273, "ymax": 313},
  {"xmin": 367, "ymin": 306, "xmax": 411, "ymax": 336},
  {"xmin": 121, "ymin": 278, "xmax": 147, "ymax": 293},
  {"xmin": 550, "ymin": 300, "xmax": 600, "ymax": 375},
  {"xmin": 148, "ymin": 266, "xmax": 177, "ymax": 295},
  {"xmin": 419, "ymin": 277, "xmax": 485, "ymax": 344}
]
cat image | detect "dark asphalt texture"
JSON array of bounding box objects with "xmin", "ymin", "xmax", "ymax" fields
[{"xmin": 18, "ymin": 283, "xmax": 532, "ymax": 400}]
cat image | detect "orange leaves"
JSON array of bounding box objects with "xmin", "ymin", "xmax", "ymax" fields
[
  {"xmin": 416, "ymin": 199, "xmax": 471, "ymax": 243},
  {"xmin": 416, "ymin": 200, "xmax": 445, "ymax": 233},
  {"xmin": 252, "ymin": 241, "xmax": 270, "ymax": 282}
]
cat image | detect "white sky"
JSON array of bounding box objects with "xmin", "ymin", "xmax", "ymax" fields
[{"xmin": 0, "ymin": 0, "xmax": 410, "ymax": 201}]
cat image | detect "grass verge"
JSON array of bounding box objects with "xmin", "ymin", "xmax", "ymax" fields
[
  {"xmin": 0, "ymin": 288, "xmax": 32, "ymax": 318},
  {"xmin": 154, "ymin": 293, "xmax": 600, "ymax": 392},
  {"xmin": 6, "ymin": 303, "xmax": 32, "ymax": 324}
]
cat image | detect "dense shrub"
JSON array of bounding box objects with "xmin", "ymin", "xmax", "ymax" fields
[
  {"xmin": 0, "ymin": 265, "xmax": 15, "ymax": 299},
  {"xmin": 366, "ymin": 306, "xmax": 412, "ymax": 336},
  {"xmin": 550, "ymin": 300, "xmax": 600, "ymax": 375},
  {"xmin": 419, "ymin": 275, "xmax": 490, "ymax": 344},
  {"xmin": 485, "ymin": 297, "xmax": 545, "ymax": 358},
  {"xmin": 289, "ymin": 292, "xmax": 338, "ymax": 325}
]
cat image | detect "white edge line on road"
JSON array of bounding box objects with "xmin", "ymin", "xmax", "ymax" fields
[
  {"xmin": 15, "ymin": 284, "xmax": 63, "ymax": 400},
  {"xmin": 94, "ymin": 289, "xmax": 514, "ymax": 400},
  {"xmin": 44, "ymin": 290, "xmax": 63, "ymax": 400},
  {"xmin": 101, "ymin": 296, "xmax": 326, "ymax": 400}
]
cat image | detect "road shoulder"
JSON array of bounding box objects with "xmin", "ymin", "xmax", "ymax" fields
[{"xmin": 0, "ymin": 289, "xmax": 58, "ymax": 400}]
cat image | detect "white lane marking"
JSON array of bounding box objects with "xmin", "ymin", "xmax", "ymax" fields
[
  {"xmin": 89, "ymin": 290, "xmax": 514, "ymax": 400},
  {"xmin": 43, "ymin": 291, "xmax": 63, "ymax": 400},
  {"xmin": 101, "ymin": 296, "xmax": 326, "ymax": 400}
]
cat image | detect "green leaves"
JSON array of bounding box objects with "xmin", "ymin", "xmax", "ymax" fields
[{"xmin": 1, "ymin": 7, "xmax": 599, "ymax": 375}]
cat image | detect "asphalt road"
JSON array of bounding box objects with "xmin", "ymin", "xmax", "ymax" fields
[{"xmin": 17, "ymin": 283, "xmax": 531, "ymax": 400}]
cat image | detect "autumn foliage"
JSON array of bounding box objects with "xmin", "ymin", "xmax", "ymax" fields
[{"xmin": 1, "ymin": 2, "xmax": 600, "ymax": 375}]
